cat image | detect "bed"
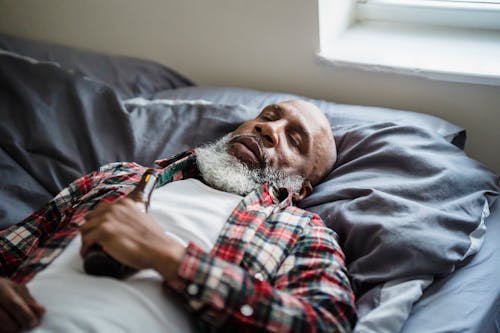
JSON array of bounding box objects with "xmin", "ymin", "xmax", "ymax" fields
[{"xmin": 0, "ymin": 33, "xmax": 498, "ymax": 333}]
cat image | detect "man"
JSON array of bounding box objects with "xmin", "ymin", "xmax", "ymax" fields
[{"xmin": 0, "ymin": 100, "xmax": 356, "ymax": 332}]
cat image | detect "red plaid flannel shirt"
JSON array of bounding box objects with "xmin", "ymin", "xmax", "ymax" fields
[{"xmin": 0, "ymin": 150, "xmax": 356, "ymax": 332}]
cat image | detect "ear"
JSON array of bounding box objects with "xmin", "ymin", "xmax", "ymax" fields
[{"xmin": 292, "ymin": 179, "xmax": 313, "ymax": 203}]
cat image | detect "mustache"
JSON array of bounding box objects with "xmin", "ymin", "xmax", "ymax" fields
[{"xmin": 228, "ymin": 133, "xmax": 268, "ymax": 169}]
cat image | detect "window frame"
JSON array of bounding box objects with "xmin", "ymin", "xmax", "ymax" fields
[
  {"xmin": 356, "ymin": 0, "xmax": 500, "ymax": 30},
  {"xmin": 317, "ymin": 0, "xmax": 500, "ymax": 86}
]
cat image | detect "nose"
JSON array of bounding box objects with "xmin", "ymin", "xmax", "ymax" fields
[{"xmin": 255, "ymin": 122, "xmax": 280, "ymax": 147}]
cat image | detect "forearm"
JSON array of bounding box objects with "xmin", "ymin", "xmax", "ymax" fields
[{"xmin": 0, "ymin": 170, "xmax": 98, "ymax": 278}]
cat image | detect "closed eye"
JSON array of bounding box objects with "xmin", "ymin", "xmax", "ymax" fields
[
  {"xmin": 259, "ymin": 113, "xmax": 276, "ymax": 121},
  {"xmin": 288, "ymin": 134, "xmax": 301, "ymax": 149}
]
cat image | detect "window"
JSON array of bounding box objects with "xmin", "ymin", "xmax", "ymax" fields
[
  {"xmin": 317, "ymin": 0, "xmax": 500, "ymax": 85},
  {"xmin": 357, "ymin": 0, "xmax": 500, "ymax": 30}
]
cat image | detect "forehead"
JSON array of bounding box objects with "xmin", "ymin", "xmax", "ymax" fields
[{"xmin": 260, "ymin": 102, "xmax": 324, "ymax": 135}]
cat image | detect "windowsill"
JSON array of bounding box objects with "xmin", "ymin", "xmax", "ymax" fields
[{"xmin": 317, "ymin": 21, "xmax": 500, "ymax": 86}]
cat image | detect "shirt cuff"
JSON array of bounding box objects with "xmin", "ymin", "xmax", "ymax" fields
[{"xmin": 166, "ymin": 242, "xmax": 229, "ymax": 325}]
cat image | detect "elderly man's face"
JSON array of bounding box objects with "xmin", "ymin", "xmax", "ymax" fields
[{"xmin": 228, "ymin": 100, "xmax": 336, "ymax": 200}]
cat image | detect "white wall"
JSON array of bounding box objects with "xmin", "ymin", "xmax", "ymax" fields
[{"xmin": 0, "ymin": 0, "xmax": 499, "ymax": 173}]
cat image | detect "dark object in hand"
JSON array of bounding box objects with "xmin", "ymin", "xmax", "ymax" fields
[
  {"xmin": 83, "ymin": 247, "xmax": 138, "ymax": 278},
  {"xmin": 83, "ymin": 169, "xmax": 158, "ymax": 279}
]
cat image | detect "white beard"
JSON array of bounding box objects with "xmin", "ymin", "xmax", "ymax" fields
[{"xmin": 195, "ymin": 134, "xmax": 304, "ymax": 196}]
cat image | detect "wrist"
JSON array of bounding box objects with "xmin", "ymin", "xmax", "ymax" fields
[{"xmin": 151, "ymin": 241, "xmax": 186, "ymax": 282}]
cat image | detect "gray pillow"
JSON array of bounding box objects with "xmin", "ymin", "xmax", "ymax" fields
[
  {"xmin": 154, "ymin": 86, "xmax": 466, "ymax": 149},
  {"xmin": 0, "ymin": 33, "xmax": 193, "ymax": 99},
  {"xmin": 299, "ymin": 122, "xmax": 498, "ymax": 293}
]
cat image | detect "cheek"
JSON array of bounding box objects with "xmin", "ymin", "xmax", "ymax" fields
[{"xmin": 269, "ymin": 148, "xmax": 308, "ymax": 174}]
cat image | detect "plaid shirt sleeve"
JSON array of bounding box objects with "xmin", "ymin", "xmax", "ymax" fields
[
  {"xmin": 168, "ymin": 215, "xmax": 357, "ymax": 333},
  {"xmin": 0, "ymin": 171, "xmax": 97, "ymax": 277}
]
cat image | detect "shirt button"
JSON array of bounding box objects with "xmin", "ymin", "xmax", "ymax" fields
[
  {"xmin": 254, "ymin": 272, "xmax": 264, "ymax": 281},
  {"xmin": 240, "ymin": 304, "xmax": 254, "ymax": 317},
  {"xmin": 187, "ymin": 284, "xmax": 199, "ymax": 296}
]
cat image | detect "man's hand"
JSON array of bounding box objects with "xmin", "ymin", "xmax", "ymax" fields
[
  {"xmin": 80, "ymin": 198, "xmax": 186, "ymax": 282},
  {"xmin": 0, "ymin": 278, "xmax": 45, "ymax": 332}
]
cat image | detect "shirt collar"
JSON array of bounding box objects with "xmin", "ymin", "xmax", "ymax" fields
[{"xmin": 154, "ymin": 149, "xmax": 196, "ymax": 169}]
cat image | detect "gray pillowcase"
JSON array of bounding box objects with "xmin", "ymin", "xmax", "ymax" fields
[
  {"xmin": 154, "ymin": 86, "xmax": 467, "ymax": 149},
  {"xmin": 299, "ymin": 122, "xmax": 498, "ymax": 293}
]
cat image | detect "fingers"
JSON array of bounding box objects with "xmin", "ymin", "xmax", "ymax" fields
[
  {"xmin": 14, "ymin": 284, "xmax": 46, "ymax": 317},
  {"xmin": 0, "ymin": 279, "xmax": 42, "ymax": 331},
  {"xmin": 80, "ymin": 212, "xmax": 126, "ymax": 257},
  {"xmin": 82, "ymin": 199, "xmax": 134, "ymax": 232},
  {"xmin": 80, "ymin": 214, "xmax": 104, "ymax": 258},
  {"xmin": 81, "ymin": 198, "xmax": 141, "ymax": 239},
  {"xmin": 84, "ymin": 200, "xmax": 113, "ymax": 220},
  {"xmin": 79, "ymin": 198, "xmax": 161, "ymax": 269},
  {"xmin": 0, "ymin": 309, "xmax": 19, "ymax": 333},
  {"xmin": 80, "ymin": 227, "xmax": 103, "ymax": 257},
  {"xmin": 80, "ymin": 201, "xmax": 119, "ymax": 249},
  {"xmin": 84, "ymin": 198, "xmax": 135, "ymax": 220}
]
